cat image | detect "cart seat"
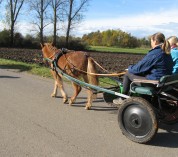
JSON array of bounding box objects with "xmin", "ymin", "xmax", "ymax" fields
[
  {"xmin": 131, "ymin": 86, "xmax": 155, "ymax": 95},
  {"xmin": 130, "ymin": 74, "xmax": 178, "ymax": 95}
]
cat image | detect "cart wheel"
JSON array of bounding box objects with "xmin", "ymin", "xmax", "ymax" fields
[{"xmin": 118, "ymin": 97, "xmax": 158, "ymax": 143}]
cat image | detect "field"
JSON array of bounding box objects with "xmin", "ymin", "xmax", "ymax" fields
[
  {"xmin": 0, "ymin": 47, "xmax": 145, "ymax": 74},
  {"xmin": 88, "ymin": 46, "xmax": 149, "ymax": 54}
]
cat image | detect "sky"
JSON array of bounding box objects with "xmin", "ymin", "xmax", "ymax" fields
[
  {"xmin": 1, "ymin": 0, "xmax": 178, "ymax": 39},
  {"xmin": 76, "ymin": 0, "xmax": 178, "ymax": 38}
]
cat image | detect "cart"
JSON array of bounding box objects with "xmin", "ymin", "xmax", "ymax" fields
[{"xmin": 46, "ymin": 57, "xmax": 178, "ymax": 144}]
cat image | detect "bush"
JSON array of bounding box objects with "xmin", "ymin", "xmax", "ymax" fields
[
  {"xmin": 0, "ymin": 29, "xmax": 11, "ymax": 47},
  {"xmin": 0, "ymin": 30, "xmax": 87, "ymax": 50}
]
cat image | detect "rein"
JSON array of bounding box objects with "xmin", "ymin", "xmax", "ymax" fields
[
  {"xmin": 54, "ymin": 54, "xmax": 126, "ymax": 77},
  {"xmin": 61, "ymin": 52, "xmax": 125, "ymax": 76},
  {"xmin": 44, "ymin": 44, "xmax": 126, "ymax": 77}
]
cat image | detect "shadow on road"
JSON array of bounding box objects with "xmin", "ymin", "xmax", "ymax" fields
[
  {"xmin": 0, "ymin": 75, "xmax": 20, "ymax": 79},
  {"xmin": 149, "ymin": 123, "xmax": 178, "ymax": 148},
  {"xmin": 30, "ymin": 88, "xmax": 178, "ymax": 147},
  {"xmin": 71, "ymin": 103, "xmax": 118, "ymax": 111},
  {"xmin": 55, "ymin": 95, "xmax": 118, "ymax": 111},
  {"xmin": 0, "ymin": 64, "xmax": 32, "ymax": 72}
]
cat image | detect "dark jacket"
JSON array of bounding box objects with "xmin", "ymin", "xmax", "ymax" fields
[{"xmin": 128, "ymin": 46, "xmax": 173, "ymax": 80}]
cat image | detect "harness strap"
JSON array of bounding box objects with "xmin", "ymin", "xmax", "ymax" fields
[{"xmin": 54, "ymin": 48, "xmax": 68, "ymax": 62}]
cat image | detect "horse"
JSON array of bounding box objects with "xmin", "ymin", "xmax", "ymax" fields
[{"xmin": 41, "ymin": 43, "xmax": 99, "ymax": 110}]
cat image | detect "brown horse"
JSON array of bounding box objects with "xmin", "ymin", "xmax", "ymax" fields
[{"xmin": 41, "ymin": 43, "xmax": 99, "ymax": 110}]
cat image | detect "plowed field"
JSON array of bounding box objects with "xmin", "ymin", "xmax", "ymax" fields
[{"xmin": 0, "ymin": 48, "xmax": 144, "ymax": 73}]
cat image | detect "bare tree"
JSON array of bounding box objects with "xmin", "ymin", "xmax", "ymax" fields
[
  {"xmin": 29, "ymin": 0, "xmax": 50, "ymax": 44},
  {"xmin": 50, "ymin": 0, "xmax": 66, "ymax": 46},
  {"xmin": 65, "ymin": 0, "xmax": 89, "ymax": 48},
  {"xmin": 6, "ymin": 0, "xmax": 25, "ymax": 46}
]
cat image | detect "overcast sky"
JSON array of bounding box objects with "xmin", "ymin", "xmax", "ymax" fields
[{"xmin": 1, "ymin": 0, "xmax": 178, "ymax": 38}]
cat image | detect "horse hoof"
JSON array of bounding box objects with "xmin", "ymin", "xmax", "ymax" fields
[
  {"xmin": 69, "ymin": 98, "xmax": 76, "ymax": 106},
  {"xmin": 63, "ymin": 98, "xmax": 68, "ymax": 104},
  {"xmin": 85, "ymin": 106, "xmax": 91, "ymax": 110},
  {"xmin": 69, "ymin": 100, "xmax": 73, "ymax": 106},
  {"xmin": 51, "ymin": 93, "xmax": 56, "ymax": 97}
]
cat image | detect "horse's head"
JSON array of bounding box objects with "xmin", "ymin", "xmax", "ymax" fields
[{"xmin": 41, "ymin": 43, "xmax": 59, "ymax": 59}]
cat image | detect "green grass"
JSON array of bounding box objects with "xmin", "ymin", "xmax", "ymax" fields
[
  {"xmin": 0, "ymin": 58, "xmax": 52, "ymax": 78},
  {"xmin": 88, "ymin": 46, "xmax": 149, "ymax": 54},
  {"xmin": 99, "ymin": 77, "xmax": 118, "ymax": 87},
  {"xmin": 0, "ymin": 58, "xmax": 120, "ymax": 87}
]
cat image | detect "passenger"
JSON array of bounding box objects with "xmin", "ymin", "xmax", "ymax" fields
[
  {"xmin": 167, "ymin": 36, "xmax": 178, "ymax": 74},
  {"xmin": 113, "ymin": 32, "xmax": 173, "ymax": 105}
]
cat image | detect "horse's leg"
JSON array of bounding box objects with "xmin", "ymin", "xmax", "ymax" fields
[
  {"xmin": 51, "ymin": 80, "xmax": 58, "ymax": 97},
  {"xmin": 69, "ymin": 82, "xmax": 82, "ymax": 106},
  {"xmin": 82, "ymin": 75, "xmax": 93, "ymax": 110},
  {"xmin": 51, "ymin": 70, "xmax": 68, "ymax": 103},
  {"xmin": 85, "ymin": 89, "xmax": 94, "ymax": 110}
]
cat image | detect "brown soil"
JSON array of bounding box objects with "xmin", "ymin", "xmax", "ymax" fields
[{"xmin": 0, "ymin": 48, "xmax": 144, "ymax": 73}]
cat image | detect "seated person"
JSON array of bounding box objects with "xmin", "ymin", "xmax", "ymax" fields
[
  {"xmin": 113, "ymin": 32, "xmax": 173, "ymax": 105},
  {"xmin": 167, "ymin": 36, "xmax": 178, "ymax": 74}
]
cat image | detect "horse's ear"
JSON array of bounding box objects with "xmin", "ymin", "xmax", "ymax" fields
[
  {"xmin": 50, "ymin": 42, "xmax": 54, "ymax": 46},
  {"xmin": 40, "ymin": 43, "xmax": 44, "ymax": 48}
]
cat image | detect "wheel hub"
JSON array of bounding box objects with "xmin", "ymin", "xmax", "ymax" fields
[
  {"xmin": 129, "ymin": 114, "xmax": 142, "ymax": 128},
  {"xmin": 123, "ymin": 104, "xmax": 152, "ymax": 137}
]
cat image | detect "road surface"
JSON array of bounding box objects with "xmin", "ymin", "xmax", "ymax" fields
[{"xmin": 0, "ymin": 68, "xmax": 178, "ymax": 157}]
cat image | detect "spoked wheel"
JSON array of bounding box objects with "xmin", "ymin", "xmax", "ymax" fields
[{"xmin": 118, "ymin": 97, "xmax": 158, "ymax": 143}]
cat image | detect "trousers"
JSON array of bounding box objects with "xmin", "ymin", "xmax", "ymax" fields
[{"xmin": 123, "ymin": 71, "xmax": 147, "ymax": 95}]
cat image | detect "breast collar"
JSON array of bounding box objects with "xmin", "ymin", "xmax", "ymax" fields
[{"xmin": 54, "ymin": 48, "xmax": 68, "ymax": 62}]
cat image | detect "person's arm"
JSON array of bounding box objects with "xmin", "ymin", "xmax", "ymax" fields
[
  {"xmin": 171, "ymin": 51, "xmax": 177, "ymax": 62},
  {"xmin": 128, "ymin": 51, "xmax": 158, "ymax": 75}
]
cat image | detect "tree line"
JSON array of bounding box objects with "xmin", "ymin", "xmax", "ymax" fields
[
  {"xmin": 82, "ymin": 29, "xmax": 150, "ymax": 48},
  {"xmin": 0, "ymin": 29, "xmax": 87, "ymax": 49},
  {"xmin": 0, "ymin": 0, "xmax": 89, "ymax": 48},
  {"xmin": 0, "ymin": 0, "xmax": 150, "ymax": 49}
]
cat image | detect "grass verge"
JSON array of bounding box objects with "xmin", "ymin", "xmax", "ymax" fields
[
  {"xmin": 0, "ymin": 58, "xmax": 52, "ymax": 78},
  {"xmin": 0, "ymin": 58, "xmax": 119, "ymax": 87}
]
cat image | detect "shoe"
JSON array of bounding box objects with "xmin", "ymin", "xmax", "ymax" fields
[{"xmin": 113, "ymin": 97, "xmax": 124, "ymax": 105}]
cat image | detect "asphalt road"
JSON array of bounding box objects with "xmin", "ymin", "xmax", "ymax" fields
[{"xmin": 0, "ymin": 68, "xmax": 178, "ymax": 157}]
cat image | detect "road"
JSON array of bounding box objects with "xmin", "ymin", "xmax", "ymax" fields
[{"xmin": 0, "ymin": 68, "xmax": 178, "ymax": 157}]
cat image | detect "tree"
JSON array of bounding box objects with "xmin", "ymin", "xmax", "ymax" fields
[
  {"xmin": 50, "ymin": 0, "xmax": 65, "ymax": 46},
  {"xmin": 82, "ymin": 29, "xmax": 140, "ymax": 48},
  {"xmin": 65, "ymin": 0, "xmax": 89, "ymax": 48},
  {"xmin": 5, "ymin": 0, "xmax": 25, "ymax": 47},
  {"xmin": 0, "ymin": 29, "xmax": 11, "ymax": 47},
  {"xmin": 29, "ymin": 0, "xmax": 50, "ymax": 44}
]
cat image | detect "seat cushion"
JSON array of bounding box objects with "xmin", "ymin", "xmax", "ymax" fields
[{"xmin": 131, "ymin": 86, "xmax": 155, "ymax": 95}]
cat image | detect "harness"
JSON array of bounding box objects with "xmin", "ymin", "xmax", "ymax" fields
[
  {"xmin": 44, "ymin": 45, "xmax": 126, "ymax": 77},
  {"xmin": 51, "ymin": 48, "xmax": 69, "ymax": 71},
  {"xmin": 54, "ymin": 48, "xmax": 68, "ymax": 62}
]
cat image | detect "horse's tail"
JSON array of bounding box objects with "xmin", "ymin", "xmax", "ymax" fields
[{"xmin": 87, "ymin": 57, "xmax": 99, "ymax": 90}]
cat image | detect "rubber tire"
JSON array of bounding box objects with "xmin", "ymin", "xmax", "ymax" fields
[{"xmin": 118, "ymin": 97, "xmax": 158, "ymax": 144}]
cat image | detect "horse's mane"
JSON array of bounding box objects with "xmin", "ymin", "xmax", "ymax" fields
[{"xmin": 44, "ymin": 43, "xmax": 59, "ymax": 53}]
